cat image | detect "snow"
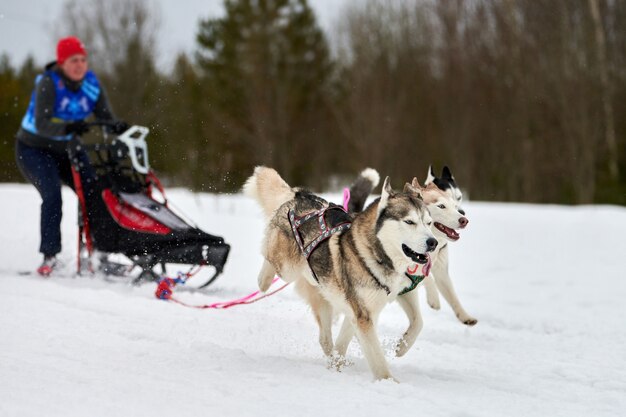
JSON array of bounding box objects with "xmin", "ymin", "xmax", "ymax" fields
[{"xmin": 1, "ymin": 183, "xmax": 625, "ymax": 417}]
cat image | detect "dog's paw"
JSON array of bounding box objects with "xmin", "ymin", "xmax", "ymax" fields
[
  {"xmin": 376, "ymin": 375, "xmax": 400, "ymax": 383},
  {"xmin": 458, "ymin": 314, "xmax": 478, "ymax": 326},
  {"xmin": 428, "ymin": 299, "xmax": 441, "ymax": 310},
  {"xmin": 327, "ymin": 353, "xmax": 353, "ymax": 371},
  {"xmin": 394, "ymin": 338, "xmax": 410, "ymax": 357}
]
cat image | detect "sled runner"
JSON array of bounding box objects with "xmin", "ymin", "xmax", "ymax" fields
[{"xmin": 68, "ymin": 121, "xmax": 230, "ymax": 288}]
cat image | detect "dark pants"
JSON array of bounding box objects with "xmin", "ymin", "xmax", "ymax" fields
[{"xmin": 15, "ymin": 140, "xmax": 93, "ymax": 257}]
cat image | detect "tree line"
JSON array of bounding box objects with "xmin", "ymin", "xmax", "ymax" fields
[{"xmin": 1, "ymin": 0, "xmax": 625, "ymax": 204}]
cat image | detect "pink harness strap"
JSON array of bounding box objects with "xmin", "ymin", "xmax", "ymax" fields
[
  {"xmin": 156, "ymin": 276, "xmax": 290, "ymax": 309},
  {"xmin": 342, "ymin": 187, "xmax": 351, "ymax": 211}
]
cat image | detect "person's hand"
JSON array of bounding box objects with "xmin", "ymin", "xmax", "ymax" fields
[
  {"xmin": 109, "ymin": 120, "xmax": 130, "ymax": 134},
  {"xmin": 65, "ymin": 120, "xmax": 90, "ymax": 136}
]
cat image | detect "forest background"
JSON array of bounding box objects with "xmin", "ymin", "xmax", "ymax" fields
[{"xmin": 1, "ymin": 0, "xmax": 625, "ymax": 204}]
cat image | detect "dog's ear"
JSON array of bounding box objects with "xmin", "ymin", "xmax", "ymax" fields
[
  {"xmin": 411, "ymin": 177, "xmax": 423, "ymax": 190},
  {"xmin": 442, "ymin": 165, "xmax": 454, "ymax": 181},
  {"xmin": 378, "ymin": 176, "xmax": 393, "ymax": 214},
  {"xmin": 412, "ymin": 177, "xmax": 424, "ymax": 200},
  {"xmin": 404, "ymin": 178, "xmax": 423, "ymax": 200},
  {"xmin": 425, "ymin": 165, "xmax": 436, "ymax": 185}
]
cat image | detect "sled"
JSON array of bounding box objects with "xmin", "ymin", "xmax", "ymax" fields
[{"xmin": 68, "ymin": 122, "xmax": 230, "ymax": 288}]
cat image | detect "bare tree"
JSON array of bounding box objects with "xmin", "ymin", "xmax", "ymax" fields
[
  {"xmin": 588, "ymin": 0, "xmax": 618, "ymax": 181},
  {"xmin": 53, "ymin": 0, "xmax": 161, "ymax": 76},
  {"xmin": 53, "ymin": 0, "xmax": 162, "ymax": 134},
  {"xmin": 333, "ymin": 0, "xmax": 625, "ymax": 203}
]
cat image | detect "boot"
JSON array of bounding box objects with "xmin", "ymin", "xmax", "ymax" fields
[{"xmin": 37, "ymin": 256, "xmax": 57, "ymax": 277}]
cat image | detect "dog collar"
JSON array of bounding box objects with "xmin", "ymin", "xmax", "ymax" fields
[{"xmin": 399, "ymin": 273, "xmax": 425, "ymax": 295}]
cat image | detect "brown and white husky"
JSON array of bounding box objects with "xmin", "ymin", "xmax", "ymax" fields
[{"xmin": 243, "ymin": 166, "xmax": 437, "ymax": 380}]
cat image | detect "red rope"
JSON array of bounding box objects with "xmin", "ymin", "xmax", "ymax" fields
[
  {"xmin": 171, "ymin": 281, "xmax": 290, "ymax": 310},
  {"xmin": 155, "ymin": 272, "xmax": 290, "ymax": 310}
]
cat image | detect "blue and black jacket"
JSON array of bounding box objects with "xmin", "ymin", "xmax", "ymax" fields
[{"xmin": 16, "ymin": 62, "xmax": 116, "ymax": 153}]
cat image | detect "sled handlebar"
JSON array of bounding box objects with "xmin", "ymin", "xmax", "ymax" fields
[{"xmin": 69, "ymin": 123, "xmax": 151, "ymax": 175}]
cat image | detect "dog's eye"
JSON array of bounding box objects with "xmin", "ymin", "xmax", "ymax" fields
[
  {"xmin": 404, "ymin": 220, "xmax": 415, "ymax": 225},
  {"xmin": 437, "ymin": 204, "xmax": 446, "ymax": 209},
  {"xmin": 427, "ymin": 221, "xmax": 433, "ymax": 226}
]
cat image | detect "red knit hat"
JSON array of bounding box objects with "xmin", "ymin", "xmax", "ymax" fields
[{"xmin": 56, "ymin": 36, "xmax": 87, "ymax": 65}]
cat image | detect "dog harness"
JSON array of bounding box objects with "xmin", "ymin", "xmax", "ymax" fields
[
  {"xmin": 288, "ymin": 205, "xmax": 352, "ymax": 282},
  {"xmin": 288, "ymin": 204, "xmax": 425, "ymax": 295}
]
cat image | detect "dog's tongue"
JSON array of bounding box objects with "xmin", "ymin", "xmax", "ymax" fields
[{"xmin": 423, "ymin": 255, "xmax": 432, "ymax": 276}]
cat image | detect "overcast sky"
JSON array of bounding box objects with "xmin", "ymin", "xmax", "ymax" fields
[{"xmin": 0, "ymin": 0, "xmax": 354, "ymax": 70}]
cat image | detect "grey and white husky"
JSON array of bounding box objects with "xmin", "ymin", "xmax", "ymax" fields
[
  {"xmin": 244, "ymin": 166, "xmax": 437, "ymax": 381},
  {"xmin": 335, "ymin": 166, "xmax": 475, "ymax": 358}
]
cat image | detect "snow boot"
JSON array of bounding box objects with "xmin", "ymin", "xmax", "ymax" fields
[{"xmin": 37, "ymin": 256, "xmax": 57, "ymax": 277}]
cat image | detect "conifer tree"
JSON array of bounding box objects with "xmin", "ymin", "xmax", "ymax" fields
[
  {"xmin": 0, "ymin": 55, "xmax": 38, "ymax": 181},
  {"xmin": 196, "ymin": 0, "xmax": 334, "ymax": 189}
]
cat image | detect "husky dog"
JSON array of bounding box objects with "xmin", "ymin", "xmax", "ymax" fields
[
  {"xmin": 335, "ymin": 166, "xmax": 474, "ymax": 359},
  {"xmin": 244, "ymin": 166, "xmax": 437, "ymax": 381},
  {"xmin": 421, "ymin": 166, "xmax": 476, "ymax": 326},
  {"xmin": 425, "ymin": 166, "xmax": 464, "ymax": 205}
]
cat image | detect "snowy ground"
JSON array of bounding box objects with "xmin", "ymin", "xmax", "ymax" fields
[{"xmin": 1, "ymin": 183, "xmax": 625, "ymax": 417}]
